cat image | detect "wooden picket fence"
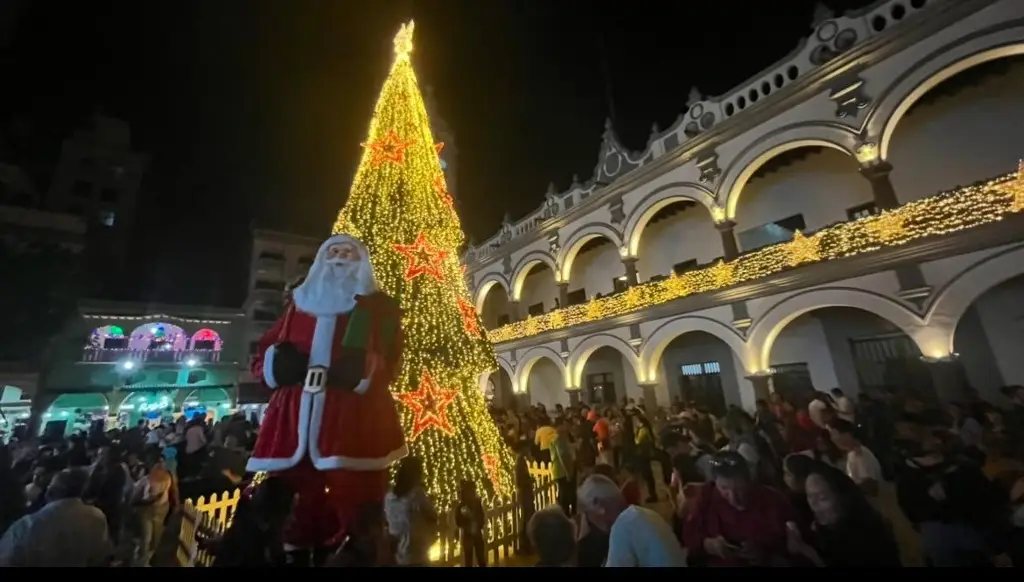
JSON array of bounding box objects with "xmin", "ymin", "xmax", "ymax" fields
[{"xmin": 176, "ymin": 462, "xmax": 557, "ymax": 567}]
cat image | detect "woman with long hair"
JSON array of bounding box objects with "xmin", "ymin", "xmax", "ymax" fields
[
  {"xmin": 383, "ymin": 456, "xmax": 436, "ymax": 566},
  {"xmin": 786, "ymin": 463, "xmax": 901, "ymax": 567}
]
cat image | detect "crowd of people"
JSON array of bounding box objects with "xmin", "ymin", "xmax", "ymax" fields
[
  {"xmin": 489, "ymin": 384, "xmax": 1024, "ymax": 567},
  {"xmin": 3, "ymin": 383, "xmax": 1024, "ymax": 567}
]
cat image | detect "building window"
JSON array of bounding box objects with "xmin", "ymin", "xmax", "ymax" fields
[
  {"xmin": 527, "ymin": 302, "xmax": 544, "ymax": 316},
  {"xmin": 737, "ymin": 214, "xmax": 806, "ymax": 252},
  {"xmin": 681, "ymin": 361, "xmax": 721, "ymax": 376},
  {"xmin": 611, "ymin": 276, "xmax": 628, "ymax": 294},
  {"xmin": 585, "ymin": 372, "xmax": 617, "ymax": 404},
  {"xmin": 672, "ymin": 259, "xmax": 698, "ymax": 276},
  {"xmin": 678, "ymin": 361, "xmax": 725, "ymax": 414},
  {"xmin": 847, "ymin": 202, "xmax": 878, "ymax": 220},
  {"xmin": 71, "ymin": 181, "xmax": 92, "ymax": 198},
  {"xmin": 98, "ymin": 211, "xmax": 115, "ymax": 227},
  {"xmin": 496, "ymin": 314, "xmax": 510, "ymax": 326},
  {"xmin": 565, "ymin": 289, "xmax": 587, "ymax": 306}
]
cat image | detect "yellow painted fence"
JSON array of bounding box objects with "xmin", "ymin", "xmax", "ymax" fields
[{"xmin": 177, "ymin": 461, "xmax": 556, "ymax": 567}]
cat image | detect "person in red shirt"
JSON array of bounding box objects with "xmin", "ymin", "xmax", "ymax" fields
[{"xmin": 682, "ymin": 451, "xmax": 793, "ymax": 566}]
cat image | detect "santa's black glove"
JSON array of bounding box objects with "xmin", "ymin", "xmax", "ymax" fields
[
  {"xmin": 327, "ymin": 348, "xmax": 367, "ymax": 391},
  {"xmin": 271, "ymin": 341, "xmax": 308, "ymax": 386}
]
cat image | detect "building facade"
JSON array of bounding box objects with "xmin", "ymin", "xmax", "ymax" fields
[
  {"xmin": 236, "ymin": 228, "xmax": 319, "ymax": 407},
  {"xmin": 467, "ymin": 0, "xmax": 1024, "ymax": 412},
  {"xmin": 30, "ymin": 301, "xmax": 246, "ymax": 435}
]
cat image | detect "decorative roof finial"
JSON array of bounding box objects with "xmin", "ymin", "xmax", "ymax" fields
[
  {"xmin": 546, "ymin": 182, "xmax": 557, "ymax": 196},
  {"xmin": 394, "ymin": 20, "xmax": 415, "ymax": 60},
  {"xmin": 604, "ymin": 117, "xmax": 614, "ymax": 133},
  {"xmin": 687, "ymin": 87, "xmax": 703, "ymax": 107}
]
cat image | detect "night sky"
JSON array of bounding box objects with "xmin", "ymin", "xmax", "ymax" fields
[{"xmin": 2, "ymin": 0, "xmax": 874, "ymax": 307}]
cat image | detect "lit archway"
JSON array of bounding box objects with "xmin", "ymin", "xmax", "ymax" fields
[
  {"xmin": 639, "ymin": 315, "xmax": 753, "ymax": 384},
  {"xmin": 623, "ymin": 183, "xmax": 718, "ymax": 256},
  {"xmin": 473, "ymin": 273, "xmax": 510, "ymax": 313},
  {"xmin": 513, "ymin": 346, "xmax": 567, "ymax": 394},
  {"xmin": 747, "ymin": 287, "xmax": 933, "ymax": 372},
  {"xmin": 119, "ymin": 391, "xmax": 174, "ymax": 426},
  {"xmin": 874, "ymin": 34, "xmax": 1024, "ymax": 160},
  {"xmin": 556, "ymin": 224, "xmax": 624, "ymax": 282},
  {"xmin": 44, "ymin": 393, "xmax": 108, "ymax": 435},
  {"xmin": 719, "ymin": 124, "xmax": 859, "ymax": 220},
  {"xmin": 183, "ymin": 387, "xmax": 233, "ymax": 421},
  {"xmin": 566, "ymin": 333, "xmax": 641, "ymax": 390},
  {"xmin": 190, "ymin": 329, "xmax": 223, "ymax": 351},
  {"xmin": 87, "ymin": 325, "xmax": 126, "ymax": 349},
  {"xmin": 510, "ymin": 251, "xmax": 559, "ymax": 301},
  {"xmin": 128, "ymin": 322, "xmax": 187, "ymax": 351}
]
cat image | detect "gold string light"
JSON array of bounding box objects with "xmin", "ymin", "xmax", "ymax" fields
[
  {"xmin": 331, "ymin": 20, "xmax": 513, "ymax": 511},
  {"xmin": 488, "ymin": 172, "xmax": 1022, "ymax": 344}
]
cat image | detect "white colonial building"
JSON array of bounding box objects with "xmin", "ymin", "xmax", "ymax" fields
[{"xmin": 467, "ymin": 0, "xmax": 1024, "ymax": 413}]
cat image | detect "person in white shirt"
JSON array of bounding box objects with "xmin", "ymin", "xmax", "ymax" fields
[
  {"xmin": 827, "ymin": 418, "xmax": 881, "ymax": 494},
  {"xmin": 577, "ymin": 474, "xmax": 687, "ymax": 567},
  {"xmin": 0, "ymin": 469, "xmax": 113, "ymax": 567},
  {"xmin": 808, "ymin": 393, "xmax": 832, "ymax": 428}
]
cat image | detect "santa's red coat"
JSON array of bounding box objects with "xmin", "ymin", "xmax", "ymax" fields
[{"xmin": 246, "ymin": 293, "xmax": 408, "ymax": 473}]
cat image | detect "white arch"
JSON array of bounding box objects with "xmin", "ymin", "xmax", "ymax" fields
[
  {"xmin": 639, "ymin": 316, "xmax": 755, "ymax": 383},
  {"xmin": 566, "ymin": 333, "xmax": 642, "ymax": 390},
  {"xmin": 623, "ymin": 183, "xmax": 718, "ymax": 256},
  {"xmin": 926, "ymin": 245, "xmax": 1024, "ymax": 355},
  {"xmin": 510, "ymin": 251, "xmax": 559, "ymax": 301},
  {"xmin": 873, "ymin": 29, "xmax": 1024, "ymax": 160},
  {"xmin": 473, "ymin": 272, "xmax": 511, "ymax": 313},
  {"xmin": 719, "ymin": 123, "xmax": 859, "ymax": 220},
  {"xmin": 556, "ymin": 224, "xmax": 624, "ymax": 282},
  {"xmin": 746, "ymin": 287, "xmax": 933, "ymax": 371},
  {"xmin": 514, "ymin": 345, "xmax": 568, "ymax": 395},
  {"xmin": 480, "ymin": 355, "xmax": 517, "ymax": 394}
]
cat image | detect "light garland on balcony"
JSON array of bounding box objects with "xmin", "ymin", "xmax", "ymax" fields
[{"xmin": 487, "ymin": 171, "xmax": 1023, "ymax": 344}]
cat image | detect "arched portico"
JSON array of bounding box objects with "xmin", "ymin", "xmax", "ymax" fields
[
  {"xmin": 926, "ymin": 244, "xmax": 1024, "ymax": 355},
  {"xmin": 473, "ymin": 272, "xmax": 511, "ymax": 313},
  {"xmin": 639, "ymin": 315, "xmax": 754, "ymax": 384},
  {"xmin": 566, "ymin": 333, "xmax": 641, "ymax": 390},
  {"xmin": 513, "ymin": 345, "xmax": 567, "ymax": 395},
  {"xmin": 719, "ymin": 124, "xmax": 860, "ymax": 220},
  {"xmin": 871, "ymin": 27, "xmax": 1024, "ymax": 160},
  {"xmin": 556, "ymin": 224, "xmax": 624, "ymax": 282},
  {"xmin": 510, "ymin": 251, "xmax": 559, "ymax": 301},
  {"xmin": 746, "ymin": 287, "xmax": 935, "ymax": 371},
  {"xmin": 623, "ymin": 182, "xmax": 718, "ymax": 256}
]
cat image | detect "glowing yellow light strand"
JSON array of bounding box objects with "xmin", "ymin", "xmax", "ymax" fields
[
  {"xmin": 487, "ymin": 171, "xmax": 1023, "ymax": 344},
  {"xmin": 331, "ymin": 21, "xmax": 512, "ymax": 511}
]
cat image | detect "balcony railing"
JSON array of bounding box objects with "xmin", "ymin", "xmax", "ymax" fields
[
  {"xmin": 81, "ymin": 348, "xmax": 223, "ymax": 364},
  {"xmin": 486, "ymin": 169, "xmax": 1024, "ymax": 344}
]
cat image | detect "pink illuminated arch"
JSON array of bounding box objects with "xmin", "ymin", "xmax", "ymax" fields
[
  {"xmin": 128, "ymin": 322, "xmax": 188, "ymax": 351},
  {"xmin": 189, "ymin": 328, "xmax": 223, "ymax": 351}
]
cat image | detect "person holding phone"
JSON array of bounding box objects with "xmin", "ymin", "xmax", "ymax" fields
[{"xmin": 682, "ymin": 451, "xmax": 793, "ymax": 566}]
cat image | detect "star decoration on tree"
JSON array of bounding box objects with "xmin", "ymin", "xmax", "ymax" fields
[
  {"xmin": 393, "ymin": 231, "xmax": 448, "ymax": 280},
  {"xmin": 457, "ymin": 297, "xmax": 483, "ymax": 338},
  {"xmin": 361, "ymin": 130, "xmax": 414, "ymax": 167},
  {"xmin": 481, "ymin": 453, "xmax": 502, "ymax": 495},
  {"xmin": 435, "ymin": 142, "xmax": 445, "ymax": 156},
  {"xmin": 395, "ymin": 370, "xmax": 459, "ymax": 441},
  {"xmin": 433, "ymin": 176, "xmax": 455, "ymax": 210}
]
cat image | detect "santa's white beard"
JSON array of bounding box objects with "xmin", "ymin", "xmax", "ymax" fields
[{"xmin": 293, "ymin": 260, "xmax": 373, "ymax": 317}]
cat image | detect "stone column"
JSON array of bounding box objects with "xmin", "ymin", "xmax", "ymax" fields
[
  {"xmin": 508, "ymin": 300, "xmax": 523, "ymax": 323},
  {"xmin": 557, "ymin": 282, "xmax": 570, "ymax": 309},
  {"xmin": 566, "ymin": 389, "xmax": 581, "ymax": 407},
  {"xmin": 745, "ymin": 374, "xmax": 772, "ymax": 402},
  {"xmin": 859, "ymin": 162, "xmax": 899, "ymax": 210},
  {"xmin": 923, "ymin": 359, "xmax": 969, "ymax": 403},
  {"xmin": 515, "ymin": 392, "xmax": 531, "ymax": 411},
  {"xmin": 716, "ymin": 220, "xmax": 740, "ymax": 261},
  {"xmin": 638, "ymin": 383, "xmax": 659, "ymax": 410},
  {"xmin": 621, "ymin": 257, "xmax": 639, "ymax": 288}
]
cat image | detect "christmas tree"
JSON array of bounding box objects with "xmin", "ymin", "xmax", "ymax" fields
[{"xmin": 331, "ymin": 21, "xmax": 513, "ymax": 511}]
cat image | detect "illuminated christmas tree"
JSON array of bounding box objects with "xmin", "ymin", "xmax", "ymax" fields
[{"xmin": 331, "ymin": 21, "xmax": 512, "ymax": 510}]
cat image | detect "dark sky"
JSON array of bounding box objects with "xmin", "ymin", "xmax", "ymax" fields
[{"xmin": 2, "ymin": 0, "xmax": 873, "ymax": 307}]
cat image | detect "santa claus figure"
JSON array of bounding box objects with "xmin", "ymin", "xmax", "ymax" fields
[{"xmin": 246, "ymin": 233, "xmax": 408, "ymax": 558}]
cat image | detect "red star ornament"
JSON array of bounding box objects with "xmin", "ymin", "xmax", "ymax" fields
[
  {"xmin": 393, "ymin": 232, "xmax": 448, "ymax": 281},
  {"xmin": 482, "ymin": 453, "xmax": 502, "ymax": 495},
  {"xmin": 433, "ymin": 176, "xmax": 455, "ymax": 210},
  {"xmin": 361, "ymin": 130, "xmax": 414, "ymax": 167},
  {"xmin": 434, "ymin": 142, "xmax": 445, "ymax": 156},
  {"xmin": 457, "ymin": 297, "xmax": 483, "ymax": 338},
  {"xmin": 395, "ymin": 371, "xmax": 459, "ymax": 441}
]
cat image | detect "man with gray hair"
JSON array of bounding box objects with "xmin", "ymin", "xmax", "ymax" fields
[
  {"xmin": 527, "ymin": 506, "xmax": 577, "ymax": 566},
  {"xmin": 0, "ymin": 468, "xmax": 113, "ymax": 567},
  {"xmin": 577, "ymin": 474, "xmax": 686, "ymax": 567}
]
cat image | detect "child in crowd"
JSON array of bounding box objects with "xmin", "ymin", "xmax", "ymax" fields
[{"xmin": 454, "ymin": 480, "xmax": 487, "ymax": 567}]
